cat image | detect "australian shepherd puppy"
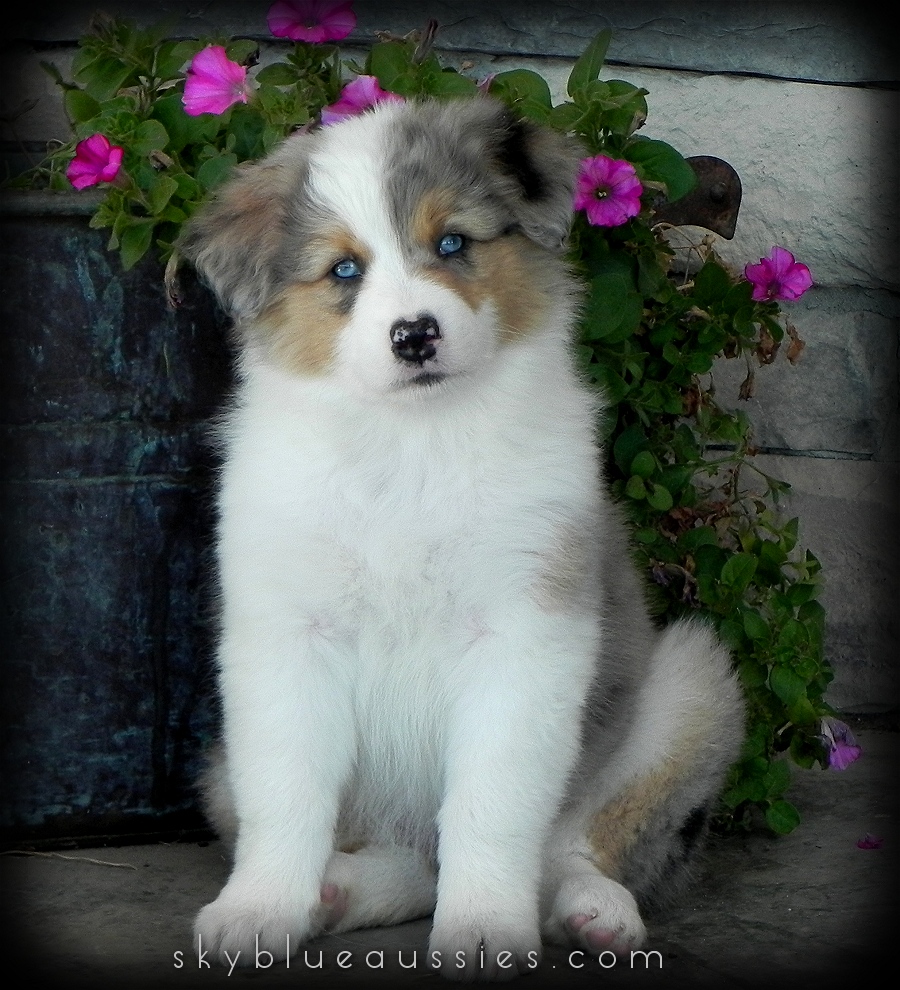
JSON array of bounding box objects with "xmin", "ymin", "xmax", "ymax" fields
[{"xmin": 180, "ymin": 97, "xmax": 744, "ymax": 981}]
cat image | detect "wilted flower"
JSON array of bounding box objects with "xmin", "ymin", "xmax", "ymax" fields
[
  {"xmin": 319, "ymin": 75, "xmax": 404, "ymax": 125},
  {"xmin": 476, "ymin": 73, "xmax": 497, "ymax": 94},
  {"xmin": 573, "ymin": 155, "xmax": 643, "ymax": 227},
  {"xmin": 66, "ymin": 134, "xmax": 124, "ymax": 190},
  {"xmin": 856, "ymin": 833, "xmax": 884, "ymax": 850},
  {"xmin": 744, "ymin": 246, "xmax": 813, "ymax": 302},
  {"xmin": 820, "ymin": 716, "xmax": 861, "ymax": 771},
  {"xmin": 183, "ymin": 46, "xmax": 252, "ymax": 116},
  {"xmin": 267, "ymin": 0, "xmax": 356, "ymax": 43}
]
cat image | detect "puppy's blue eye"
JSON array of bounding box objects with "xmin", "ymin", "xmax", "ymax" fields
[
  {"xmin": 437, "ymin": 233, "xmax": 465, "ymax": 257},
  {"xmin": 332, "ymin": 258, "xmax": 361, "ymax": 279}
]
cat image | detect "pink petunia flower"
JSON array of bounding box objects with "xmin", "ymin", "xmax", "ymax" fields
[
  {"xmin": 573, "ymin": 155, "xmax": 643, "ymax": 228},
  {"xmin": 182, "ymin": 46, "xmax": 252, "ymax": 116},
  {"xmin": 66, "ymin": 134, "xmax": 124, "ymax": 190},
  {"xmin": 267, "ymin": 1, "xmax": 356, "ymax": 43},
  {"xmin": 820, "ymin": 717, "xmax": 862, "ymax": 771},
  {"xmin": 319, "ymin": 75, "xmax": 404, "ymax": 125},
  {"xmin": 744, "ymin": 246, "xmax": 813, "ymax": 302}
]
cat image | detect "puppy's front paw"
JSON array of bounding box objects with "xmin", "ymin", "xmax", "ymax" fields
[
  {"xmin": 429, "ymin": 918, "xmax": 541, "ymax": 982},
  {"xmin": 193, "ymin": 880, "xmax": 329, "ymax": 966}
]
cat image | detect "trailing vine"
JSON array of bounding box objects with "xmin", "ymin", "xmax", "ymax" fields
[{"xmin": 5, "ymin": 7, "xmax": 853, "ymax": 833}]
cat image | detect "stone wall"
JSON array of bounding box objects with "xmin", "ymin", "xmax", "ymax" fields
[{"xmin": 4, "ymin": 2, "xmax": 898, "ymax": 712}]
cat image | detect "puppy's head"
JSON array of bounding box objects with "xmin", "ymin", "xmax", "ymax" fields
[{"xmin": 180, "ymin": 98, "xmax": 583, "ymax": 399}]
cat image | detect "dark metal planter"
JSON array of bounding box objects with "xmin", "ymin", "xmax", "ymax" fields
[{"xmin": 0, "ymin": 191, "xmax": 230, "ymax": 846}]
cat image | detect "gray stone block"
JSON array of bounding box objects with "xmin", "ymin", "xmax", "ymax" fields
[
  {"xmin": 747, "ymin": 455, "xmax": 899, "ymax": 713},
  {"xmin": 7, "ymin": 1, "xmax": 897, "ymax": 84},
  {"xmin": 710, "ymin": 287, "xmax": 900, "ymax": 461}
]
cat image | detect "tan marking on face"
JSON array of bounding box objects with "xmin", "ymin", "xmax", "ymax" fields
[
  {"xmin": 252, "ymin": 225, "xmax": 369, "ymax": 376},
  {"xmin": 531, "ymin": 522, "xmax": 596, "ymax": 613},
  {"xmin": 256, "ymin": 282, "xmax": 348, "ymax": 376},
  {"xmin": 303, "ymin": 228, "xmax": 372, "ymax": 280},
  {"xmin": 586, "ymin": 726, "xmax": 714, "ymax": 879},
  {"xmin": 425, "ymin": 234, "xmax": 551, "ymax": 343},
  {"xmin": 411, "ymin": 188, "xmax": 504, "ymax": 248},
  {"xmin": 411, "ymin": 188, "xmax": 458, "ymax": 248}
]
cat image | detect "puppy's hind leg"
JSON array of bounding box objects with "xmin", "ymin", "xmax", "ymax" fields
[
  {"xmin": 319, "ymin": 846, "xmax": 437, "ymax": 934},
  {"xmin": 543, "ymin": 621, "xmax": 744, "ymax": 956}
]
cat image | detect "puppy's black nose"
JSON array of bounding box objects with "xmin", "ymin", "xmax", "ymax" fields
[{"xmin": 390, "ymin": 316, "xmax": 441, "ymax": 364}]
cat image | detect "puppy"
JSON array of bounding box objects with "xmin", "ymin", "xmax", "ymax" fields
[{"xmin": 180, "ymin": 97, "xmax": 744, "ymax": 981}]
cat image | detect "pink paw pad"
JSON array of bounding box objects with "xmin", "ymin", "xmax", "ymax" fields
[
  {"xmin": 584, "ymin": 927, "xmax": 619, "ymax": 952},
  {"xmin": 320, "ymin": 882, "xmax": 349, "ymax": 929},
  {"xmin": 567, "ymin": 914, "xmax": 631, "ymax": 956}
]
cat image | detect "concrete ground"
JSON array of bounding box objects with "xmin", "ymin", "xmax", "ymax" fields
[{"xmin": 2, "ymin": 724, "xmax": 897, "ymax": 989}]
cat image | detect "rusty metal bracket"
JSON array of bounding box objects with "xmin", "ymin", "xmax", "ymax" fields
[{"xmin": 653, "ymin": 156, "xmax": 742, "ymax": 239}]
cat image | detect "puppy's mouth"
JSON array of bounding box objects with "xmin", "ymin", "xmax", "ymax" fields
[{"xmin": 397, "ymin": 370, "xmax": 448, "ymax": 389}]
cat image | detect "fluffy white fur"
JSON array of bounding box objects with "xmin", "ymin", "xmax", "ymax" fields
[{"xmin": 181, "ymin": 99, "xmax": 744, "ymax": 982}]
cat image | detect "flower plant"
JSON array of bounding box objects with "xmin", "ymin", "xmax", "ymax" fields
[{"xmin": 9, "ymin": 6, "xmax": 850, "ymax": 833}]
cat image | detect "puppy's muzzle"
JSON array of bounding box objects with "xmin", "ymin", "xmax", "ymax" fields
[{"xmin": 390, "ymin": 316, "xmax": 442, "ymax": 365}]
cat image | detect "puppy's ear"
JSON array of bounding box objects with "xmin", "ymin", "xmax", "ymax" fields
[
  {"xmin": 178, "ymin": 139, "xmax": 309, "ymax": 319},
  {"xmin": 492, "ymin": 110, "xmax": 584, "ymax": 252}
]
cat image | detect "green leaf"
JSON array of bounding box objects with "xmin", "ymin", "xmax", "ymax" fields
[
  {"xmin": 693, "ymin": 261, "xmax": 732, "ymax": 307},
  {"xmin": 765, "ymin": 800, "xmax": 801, "ymax": 835},
  {"xmin": 647, "ymin": 483, "xmax": 674, "ymax": 512},
  {"xmin": 625, "ymin": 475, "xmax": 647, "ymax": 500},
  {"xmin": 172, "ymin": 172, "xmax": 201, "ymax": 201},
  {"xmin": 226, "ymin": 40, "xmax": 260, "ymax": 65},
  {"xmin": 719, "ymin": 619, "xmax": 746, "ymax": 652},
  {"xmin": 738, "ymin": 656, "xmax": 767, "ymax": 687},
  {"xmin": 679, "ymin": 526, "xmax": 718, "ymax": 552},
  {"xmin": 131, "ymin": 119, "xmax": 170, "ymax": 156},
  {"xmin": 155, "ymin": 39, "xmax": 201, "ymax": 80},
  {"xmin": 769, "ymin": 666, "xmax": 806, "ymax": 707},
  {"xmin": 612, "ymin": 423, "xmax": 648, "ymax": 473},
  {"xmin": 368, "ymin": 42, "xmax": 415, "ymax": 91},
  {"xmin": 721, "ymin": 552, "xmax": 757, "ymax": 593},
  {"xmin": 567, "ymin": 29, "xmax": 612, "ymax": 97},
  {"xmin": 589, "ymin": 364, "xmax": 630, "ymax": 405},
  {"xmin": 582, "ymin": 272, "xmax": 642, "ymax": 342},
  {"xmin": 694, "ymin": 543, "xmax": 727, "ymax": 578},
  {"xmin": 763, "ymin": 759, "xmax": 791, "ymax": 798},
  {"xmin": 196, "ymin": 151, "xmax": 238, "ymax": 192},
  {"xmin": 741, "ymin": 723, "xmax": 770, "ymax": 758},
  {"xmin": 227, "ymin": 104, "xmax": 267, "ymax": 161},
  {"xmin": 256, "ymin": 63, "xmax": 301, "ymax": 87},
  {"xmin": 548, "ymin": 102, "xmax": 583, "ymax": 132},
  {"xmin": 78, "ymin": 55, "xmax": 134, "ymax": 102},
  {"xmin": 145, "ymin": 174, "xmax": 179, "ymax": 215},
  {"xmin": 630, "ymin": 450, "xmax": 656, "ymax": 479},
  {"xmin": 777, "ymin": 618, "xmax": 809, "ymax": 650},
  {"xmin": 426, "ymin": 70, "xmax": 479, "ymax": 98},
  {"xmin": 724, "ymin": 279, "xmax": 753, "ymax": 315},
  {"xmin": 798, "ymin": 599, "xmax": 826, "ymax": 638},
  {"xmin": 119, "ymin": 219, "xmax": 155, "ymax": 271},
  {"xmin": 64, "ymin": 88, "xmax": 102, "ymax": 124},
  {"xmin": 601, "ymin": 80, "xmax": 648, "ymax": 134},
  {"xmin": 684, "ymin": 351, "xmax": 714, "ymax": 374},
  {"xmin": 490, "ymin": 69, "xmax": 553, "ymax": 110},
  {"xmin": 627, "ymin": 137, "xmax": 697, "ymax": 202},
  {"xmin": 742, "ymin": 609, "xmax": 770, "ymax": 641},
  {"xmin": 633, "ymin": 528, "xmax": 659, "ymax": 545},
  {"xmin": 151, "ymin": 93, "xmax": 220, "ymax": 153}
]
